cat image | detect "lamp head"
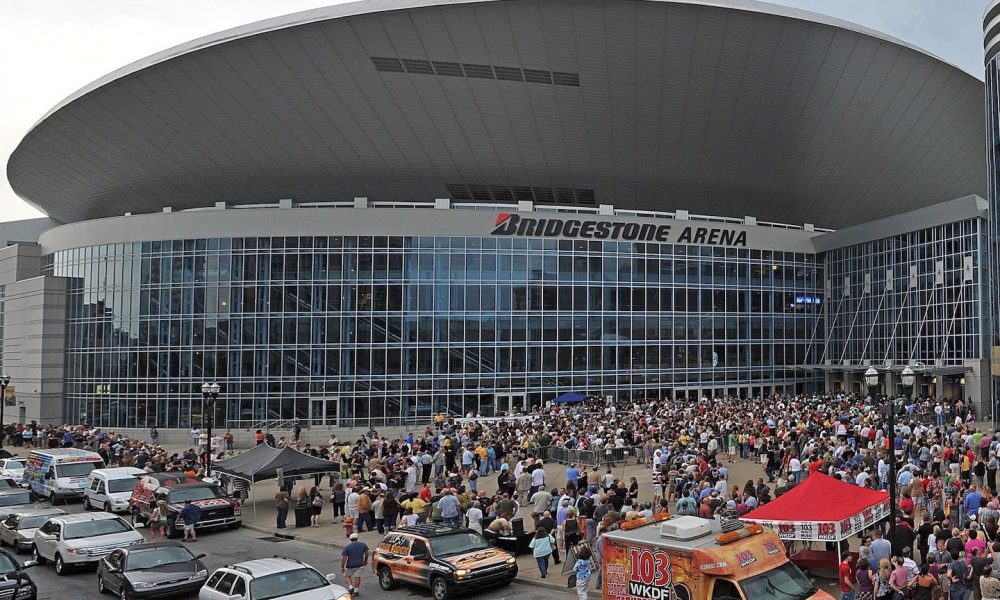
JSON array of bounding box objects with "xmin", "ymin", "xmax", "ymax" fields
[
  {"xmin": 901, "ymin": 366, "xmax": 915, "ymax": 388},
  {"xmin": 209, "ymin": 383, "xmax": 221, "ymax": 395},
  {"xmin": 864, "ymin": 367, "xmax": 879, "ymax": 388},
  {"xmin": 0, "ymin": 374, "xmax": 8, "ymax": 386},
  {"xmin": 201, "ymin": 382, "xmax": 212, "ymax": 394}
]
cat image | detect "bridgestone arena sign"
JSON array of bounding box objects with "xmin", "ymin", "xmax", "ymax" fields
[{"xmin": 490, "ymin": 213, "xmax": 748, "ymax": 247}]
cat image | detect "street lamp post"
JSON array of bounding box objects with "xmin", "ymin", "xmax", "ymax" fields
[
  {"xmin": 0, "ymin": 375, "xmax": 9, "ymax": 448},
  {"xmin": 201, "ymin": 382, "xmax": 221, "ymax": 476}
]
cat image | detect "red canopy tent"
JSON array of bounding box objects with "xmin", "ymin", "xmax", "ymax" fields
[{"xmin": 742, "ymin": 473, "xmax": 890, "ymax": 543}]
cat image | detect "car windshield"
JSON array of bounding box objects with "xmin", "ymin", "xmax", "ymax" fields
[
  {"xmin": 428, "ymin": 532, "xmax": 492, "ymax": 557},
  {"xmin": 0, "ymin": 492, "xmax": 30, "ymax": 507},
  {"xmin": 249, "ymin": 568, "xmax": 329, "ymax": 600},
  {"xmin": 0, "ymin": 553, "xmax": 17, "ymax": 574},
  {"xmin": 167, "ymin": 486, "xmax": 224, "ymax": 503},
  {"xmin": 56, "ymin": 460, "xmax": 105, "ymax": 478},
  {"xmin": 3, "ymin": 461, "xmax": 24, "ymax": 470},
  {"xmin": 63, "ymin": 518, "xmax": 132, "ymax": 540},
  {"xmin": 739, "ymin": 562, "xmax": 816, "ymax": 600},
  {"xmin": 108, "ymin": 479, "xmax": 138, "ymax": 494},
  {"xmin": 0, "ymin": 480, "xmax": 17, "ymax": 489},
  {"xmin": 126, "ymin": 546, "xmax": 196, "ymax": 570},
  {"xmin": 19, "ymin": 515, "xmax": 56, "ymax": 530}
]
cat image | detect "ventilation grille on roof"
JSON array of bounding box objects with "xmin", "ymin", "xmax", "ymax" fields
[
  {"xmin": 445, "ymin": 184, "xmax": 596, "ymax": 206},
  {"xmin": 372, "ymin": 57, "xmax": 580, "ymax": 87}
]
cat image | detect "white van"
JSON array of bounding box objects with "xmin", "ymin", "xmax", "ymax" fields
[
  {"xmin": 84, "ymin": 468, "xmax": 144, "ymax": 513},
  {"xmin": 23, "ymin": 449, "xmax": 106, "ymax": 502}
]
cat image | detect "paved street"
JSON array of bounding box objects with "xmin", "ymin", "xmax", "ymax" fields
[{"xmin": 21, "ymin": 498, "xmax": 545, "ymax": 600}]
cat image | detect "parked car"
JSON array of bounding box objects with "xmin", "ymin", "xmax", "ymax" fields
[
  {"xmin": 32, "ymin": 512, "xmax": 143, "ymax": 575},
  {"xmin": 0, "ymin": 547, "xmax": 38, "ymax": 600},
  {"xmin": 0, "ymin": 489, "xmax": 38, "ymax": 522},
  {"xmin": 199, "ymin": 557, "xmax": 350, "ymax": 600},
  {"xmin": 0, "ymin": 459, "xmax": 27, "ymax": 487},
  {"xmin": 129, "ymin": 473, "xmax": 240, "ymax": 538},
  {"xmin": 97, "ymin": 541, "xmax": 209, "ymax": 599},
  {"xmin": 0, "ymin": 508, "xmax": 66, "ymax": 553},
  {"xmin": 373, "ymin": 525, "xmax": 517, "ymax": 600},
  {"xmin": 85, "ymin": 467, "xmax": 144, "ymax": 513}
]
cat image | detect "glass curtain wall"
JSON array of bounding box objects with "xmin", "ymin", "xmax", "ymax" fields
[{"xmin": 45, "ymin": 235, "xmax": 823, "ymax": 429}]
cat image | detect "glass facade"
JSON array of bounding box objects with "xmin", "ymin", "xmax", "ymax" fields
[
  {"xmin": 44, "ymin": 234, "xmax": 824, "ymax": 429},
  {"xmin": 823, "ymin": 219, "xmax": 988, "ymax": 371}
]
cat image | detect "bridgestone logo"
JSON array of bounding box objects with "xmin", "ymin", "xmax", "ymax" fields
[{"xmin": 489, "ymin": 213, "xmax": 747, "ymax": 246}]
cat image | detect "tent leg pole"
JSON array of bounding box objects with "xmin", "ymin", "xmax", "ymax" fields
[{"xmin": 837, "ymin": 540, "xmax": 841, "ymax": 574}]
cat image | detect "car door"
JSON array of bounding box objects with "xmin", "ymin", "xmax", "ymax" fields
[
  {"xmin": 34, "ymin": 521, "xmax": 57, "ymax": 559},
  {"xmin": 95, "ymin": 480, "xmax": 108, "ymax": 505},
  {"xmin": 0, "ymin": 515, "xmax": 16, "ymax": 546},
  {"xmin": 230, "ymin": 575, "xmax": 248, "ymax": 599},
  {"xmin": 102, "ymin": 550, "xmax": 125, "ymax": 593},
  {"xmin": 205, "ymin": 572, "xmax": 238, "ymax": 600}
]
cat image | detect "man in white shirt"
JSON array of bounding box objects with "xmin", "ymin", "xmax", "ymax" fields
[
  {"xmin": 530, "ymin": 464, "xmax": 546, "ymax": 494},
  {"xmin": 788, "ymin": 457, "xmax": 802, "ymax": 483}
]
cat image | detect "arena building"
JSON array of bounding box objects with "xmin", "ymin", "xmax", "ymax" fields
[{"xmin": 1, "ymin": 0, "xmax": 991, "ymax": 431}]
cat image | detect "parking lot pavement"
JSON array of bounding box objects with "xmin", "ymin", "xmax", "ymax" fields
[{"xmin": 23, "ymin": 498, "xmax": 562, "ymax": 600}]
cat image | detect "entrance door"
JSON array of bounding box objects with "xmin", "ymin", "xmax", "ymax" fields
[
  {"xmin": 309, "ymin": 397, "xmax": 340, "ymax": 427},
  {"xmin": 495, "ymin": 393, "xmax": 527, "ymax": 415}
]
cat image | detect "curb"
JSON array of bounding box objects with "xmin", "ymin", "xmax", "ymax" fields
[{"xmin": 242, "ymin": 522, "xmax": 590, "ymax": 595}]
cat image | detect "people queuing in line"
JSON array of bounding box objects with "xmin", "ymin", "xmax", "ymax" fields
[{"xmin": 24, "ymin": 391, "xmax": 1000, "ymax": 598}]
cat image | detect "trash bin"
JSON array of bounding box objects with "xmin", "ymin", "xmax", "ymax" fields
[{"xmin": 294, "ymin": 502, "xmax": 311, "ymax": 528}]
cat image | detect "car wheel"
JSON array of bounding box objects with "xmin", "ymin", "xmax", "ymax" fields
[
  {"xmin": 119, "ymin": 585, "xmax": 134, "ymax": 600},
  {"xmin": 83, "ymin": 497, "xmax": 92, "ymax": 511},
  {"xmin": 378, "ymin": 567, "xmax": 398, "ymax": 591},
  {"xmin": 54, "ymin": 554, "xmax": 67, "ymax": 576},
  {"xmin": 31, "ymin": 546, "xmax": 46, "ymax": 565},
  {"xmin": 165, "ymin": 519, "xmax": 180, "ymax": 539},
  {"xmin": 431, "ymin": 576, "xmax": 450, "ymax": 600},
  {"xmin": 105, "ymin": 502, "xmax": 112, "ymax": 513},
  {"xmin": 97, "ymin": 575, "xmax": 108, "ymax": 595}
]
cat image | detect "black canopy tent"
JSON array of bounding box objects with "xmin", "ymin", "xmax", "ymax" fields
[
  {"xmin": 212, "ymin": 444, "xmax": 336, "ymax": 518},
  {"xmin": 212, "ymin": 443, "xmax": 335, "ymax": 482}
]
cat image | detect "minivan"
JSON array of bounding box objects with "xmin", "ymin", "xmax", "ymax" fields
[{"xmin": 84, "ymin": 468, "xmax": 144, "ymax": 513}]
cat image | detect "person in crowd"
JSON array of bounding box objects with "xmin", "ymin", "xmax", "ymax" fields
[{"xmin": 528, "ymin": 526, "xmax": 556, "ymax": 579}]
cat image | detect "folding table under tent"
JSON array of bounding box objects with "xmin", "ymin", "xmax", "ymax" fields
[{"xmin": 741, "ymin": 472, "xmax": 890, "ymax": 574}]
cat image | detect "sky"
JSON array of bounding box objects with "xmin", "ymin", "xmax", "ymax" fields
[{"xmin": 0, "ymin": 0, "xmax": 990, "ymax": 223}]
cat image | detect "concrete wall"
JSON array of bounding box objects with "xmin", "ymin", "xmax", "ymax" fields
[{"xmin": 1, "ymin": 275, "xmax": 68, "ymax": 425}]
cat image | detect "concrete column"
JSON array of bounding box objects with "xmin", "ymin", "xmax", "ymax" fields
[
  {"xmin": 936, "ymin": 376, "xmax": 945, "ymax": 401},
  {"xmin": 965, "ymin": 360, "xmax": 992, "ymax": 420}
]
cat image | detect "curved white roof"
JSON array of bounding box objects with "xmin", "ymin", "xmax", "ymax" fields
[{"xmin": 7, "ymin": 0, "xmax": 986, "ymax": 227}]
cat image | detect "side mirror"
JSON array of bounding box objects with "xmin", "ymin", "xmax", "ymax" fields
[
  {"xmin": 20, "ymin": 561, "xmax": 36, "ymax": 569},
  {"xmin": 106, "ymin": 567, "xmax": 120, "ymax": 574},
  {"xmin": 411, "ymin": 553, "xmax": 428, "ymax": 561},
  {"xmin": 326, "ymin": 573, "xmax": 337, "ymax": 583},
  {"xmin": 195, "ymin": 554, "xmax": 207, "ymax": 560},
  {"xmin": 225, "ymin": 595, "xmax": 244, "ymax": 600},
  {"xmin": 132, "ymin": 522, "xmax": 144, "ymax": 529},
  {"xmin": 231, "ymin": 492, "xmax": 241, "ymax": 499}
]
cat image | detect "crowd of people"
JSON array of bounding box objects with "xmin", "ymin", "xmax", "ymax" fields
[
  {"xmin": 16, "ymin": 391, "xmax": 1000, "ymax": 600},
  {"xmin": 266, "ymin": 393, "xmax": 1000, "ymax": 600}
]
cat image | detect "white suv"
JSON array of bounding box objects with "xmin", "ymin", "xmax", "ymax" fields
[
  {"xmin": 199, "ymin": 557, "xmax": 351, "ymax": 600},
  {"xmin": 32, "ymin": 512, "xmax": 143, "ymax": 575}
]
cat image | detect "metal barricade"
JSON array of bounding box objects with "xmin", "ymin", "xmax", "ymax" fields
[{"xmin": 539, "ymin": 445, "xmax": 600, "ymax": 467}]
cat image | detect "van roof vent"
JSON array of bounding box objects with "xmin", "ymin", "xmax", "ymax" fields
[{"xmin": 659, "ymin": 516, "xmax": 714, "ymax": 541}]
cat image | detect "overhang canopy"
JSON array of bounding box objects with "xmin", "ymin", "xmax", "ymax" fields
[{"xmin": 6, "ymin": 0, "xmax": 986, "ymax": 228}]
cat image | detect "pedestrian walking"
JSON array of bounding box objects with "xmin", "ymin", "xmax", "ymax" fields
[{"xmin": 529, "ymin": 526, "xmax": 556, "ymax": 578}]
